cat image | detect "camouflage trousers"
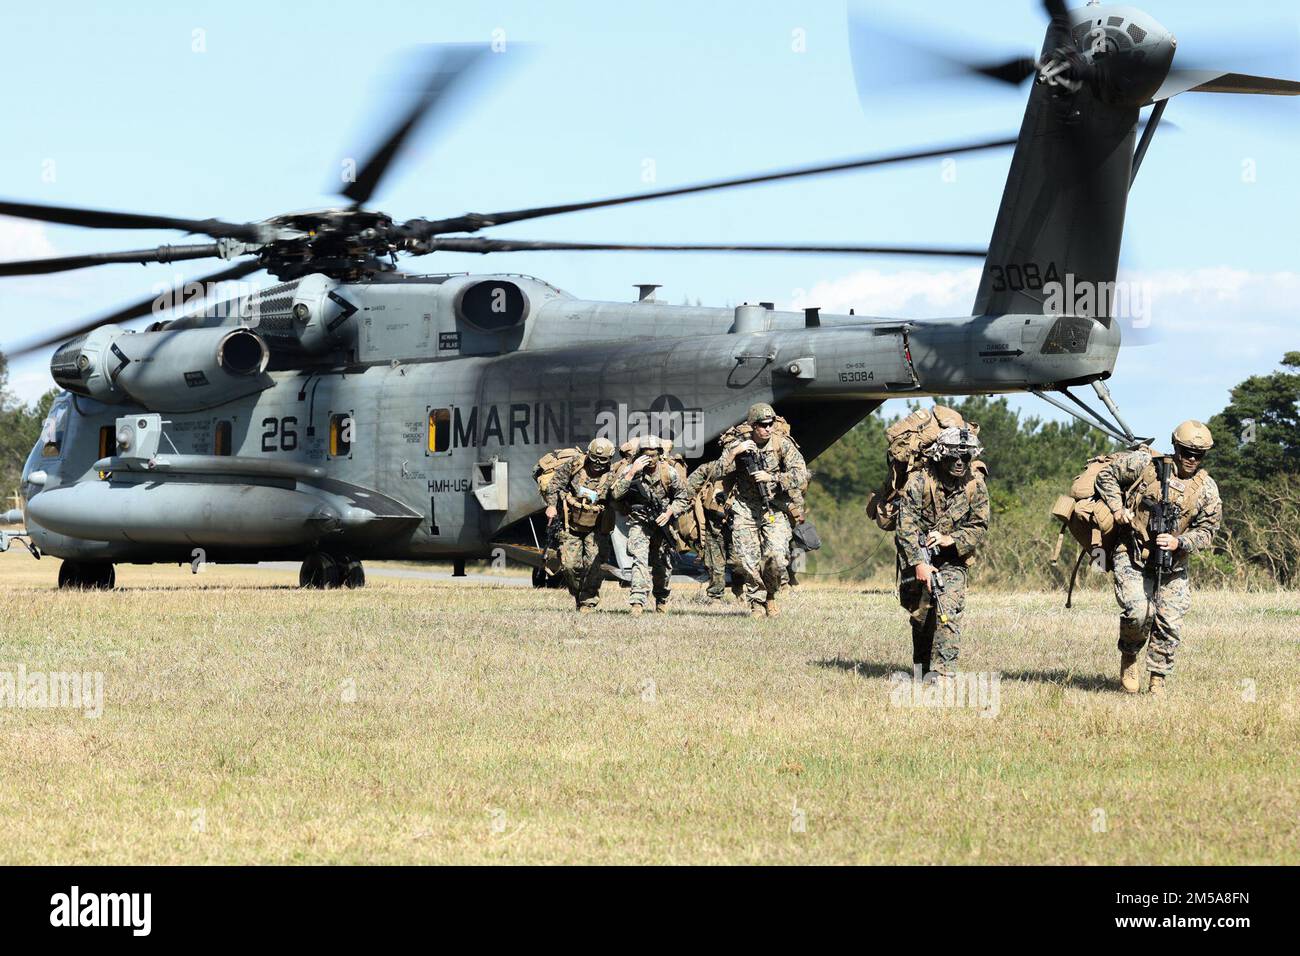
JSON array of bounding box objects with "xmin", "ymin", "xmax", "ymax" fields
[
  {"xmin": 556, "ymin": 529, "xmax": 610, "ymax": 608},
  {"xmin": 730, "ymin": 500, "xmax": 792, "ymax": 607},
  {"xmin": 1111, "ymin": 548, "xmax": 1191, "ymax": 676},
  {"xmin": 899, "ymin": 564, "xmax": 967, "ymax": 675},
  {"xmin": 626, "ymin": 522, "xmax": 673, "ymax": 607},
  {"xmin": 698, "ymin": 514, "xmax": 728, "ymax": 598}
]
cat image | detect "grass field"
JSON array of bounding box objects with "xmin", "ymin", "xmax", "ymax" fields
[{"xmin": 0, "ymin": 547, "xmax": 1296, "ymax": 865}]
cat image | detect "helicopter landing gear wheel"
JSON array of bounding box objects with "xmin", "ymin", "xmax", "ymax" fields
[
  {"xmin": 58, "ymin": 560, "xmax": 116, "ymax": 590},
  {"xmin": 299, "ymin": 552, "xmax": 343, "ymax": 589},
  {"xmin": 340, "ymin": 556, "xmax": 366, "ymax": 589}
]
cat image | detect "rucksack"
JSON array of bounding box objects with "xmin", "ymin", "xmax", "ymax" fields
[
  {"xmin": 1049, "ymin": 445, "xmax": 1154, "ymax": 559},
  {"xmin": 1050, "ymin": 445, "xmax": 1156, "ymax": 607},
  {"xmin": 612, "ymin": 442, "xmax": 693, "ymax": 548},
  {"xmin": 865, "ymin": 405, "xmax": 984, "ymax": 531},
  {"xmin": 534, "ymin": 447, "xmax": 585, "ymax": 498},
  {"xmin": 534, "ymin": 447, "xmax": 614, "ymax": 534},
  {"xmin": 718, "ymin": 415, "xmax": 809, "ymax": 524},
  {"xmin": 718, "ymin": 414, "xmax": 794, "ymax": 448}
]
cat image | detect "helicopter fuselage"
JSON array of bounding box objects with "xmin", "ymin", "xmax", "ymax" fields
[{"xmin": 19, "ymin": 272, "xmax": 1119, "ymax": 566}]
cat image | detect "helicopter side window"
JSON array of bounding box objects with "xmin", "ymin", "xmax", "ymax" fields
[
  {"xmin": 98, "ymin": 426, "xmax": 115, "ymax": 459},
  {"xmin": 215, "ymin": 420, "xmax": 233, "ymax": 456},
  {"xmin": 428, "ymin": 408, "xmax": 451, "ymax": 455},
  {"xmin": 329, "ymin": 413, "xmax": 353, "ymax": 458}
]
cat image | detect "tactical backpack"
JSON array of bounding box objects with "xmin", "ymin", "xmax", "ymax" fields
[
  {"xmin": 613, "ymin": 441, "xmax": 694, "ymax": 547},
  {"xmin": 865, "ymin": 405, "xmax": 984, "ymax": 532},
  {"xmin": 534, "ymin": 447, "xmax": 614, "ymax": 534},
  {"xmin": 718, "ymin": 415, "xmax": 808, "ymax": 524},
  {"xmin": 534, "ymin": 447, "xmax": 584, "ymax": 498},
  {"xmin": 1049, "ymin": 445, "xmax": 1175, "ymax": 607}
]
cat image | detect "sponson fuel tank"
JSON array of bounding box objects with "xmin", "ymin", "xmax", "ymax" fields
[
  {"xmin": 27, "ymin": 482, "xmax": 340, "ymax": 547},
  {"xmin": 50, "ymin": 324, "xmax": 273, "ymax": 412}
]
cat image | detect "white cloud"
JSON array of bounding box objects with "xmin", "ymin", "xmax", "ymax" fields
[
  {"xmin": 788, "ymin": 267, "xmax": 982, "ymax": 317},
  {"xmin": 0, "ymin": 216, "xmax": 55, "ymax": 260}
]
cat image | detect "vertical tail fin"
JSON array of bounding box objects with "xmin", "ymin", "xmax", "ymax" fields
[{"xmin": 974, "ymin": 5, "xmax": 1176, "ymax": 317}]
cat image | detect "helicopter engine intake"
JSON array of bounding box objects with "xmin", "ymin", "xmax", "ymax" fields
[{"xmin": 50, "ymin": 325, "xmax": 273, "ymax": 413}]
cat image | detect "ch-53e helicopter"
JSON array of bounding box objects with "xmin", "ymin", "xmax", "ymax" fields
[{"xmin": 2, "ymin": 0, "xmax": 1297, "ymax": 589}]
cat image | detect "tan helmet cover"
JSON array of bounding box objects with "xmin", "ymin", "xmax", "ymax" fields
[
  {"xmin": 637, "ymin": 434, "xmax": 668, "ymax": 454},
  {"xmin": 1172, "ymin": 420, "xmax": 1214, "ymax": 452},
  {"xmin": 587, "ymin": 437, "xmax": 615, "ymax": 461},
  {"xmin": 746, "ymin": 402, "xmax": 776, "ymax": 425}
]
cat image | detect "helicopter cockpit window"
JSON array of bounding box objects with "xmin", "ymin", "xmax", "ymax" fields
[
  {"xmin": 215, "ymin": 421, "xmax": 233, "ymax": 457},
  {"xmin": 428, "ymin": 408, "xmax": 451, "ymax": 454},
  {"xmin": 40, "ymin": 404, "xmax": 68, "ymax": 458}
]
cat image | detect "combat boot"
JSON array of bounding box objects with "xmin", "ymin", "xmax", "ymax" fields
[
  {"xmin": 1148, "ymin": 673, "xmax": 1167, "ymax": 697},
  {"xmin": 765, "ymin": 600, "xmax": 780, "ymax": 618},
  {"xmin": 578, "ymin": 605, "xmax": 594, "ymax": 615},
  {"xmin": 630, "ymin": 605, "xmax": 644, "ymax": 617},
  {"xmin": 1120, "ymin": 652, "xmax": 1141, "ymax": 694},
  {"xmin": 654, "ymin": 602, "xmax": 668, "ymax": 614},
  {"xmin": 749, "ymin": 603, "xmax": 767, "ymax": 619}
]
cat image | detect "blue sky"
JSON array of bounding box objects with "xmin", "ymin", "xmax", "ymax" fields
[{"xmin": 1, "ymin": 0, "xmax": 1296, "ymax": 442}]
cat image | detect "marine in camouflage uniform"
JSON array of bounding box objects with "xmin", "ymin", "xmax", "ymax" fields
[
  {"xmin": 684, "ymin": 457, "xmax": 730, "ymax": 600},
  {"xmin": 895, "ymin": 427, "xmax": 990, "ymax": 678},
  {"xmin": 611, "ymin": 436, "xmax": 690, "ymax": 614},
  {"xmin": 722, "ymin": 403, "xmax": 808, "ymax": 617},
  {"xmin": 1095, "ymin": 420, "xmax": 1221, "ymax": 696},
  {"xmin": 543, "ymin": 437, "xmax": 617, "ymax": 612}
]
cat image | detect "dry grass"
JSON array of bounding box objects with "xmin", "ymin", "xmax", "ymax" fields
[{"xmin": 0, "ymin": 548, "xmax": 1296, "ymax": 864}]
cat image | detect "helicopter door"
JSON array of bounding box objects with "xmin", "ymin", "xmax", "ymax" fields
[{"xmin": 876, "ymin": 324, "xmax": 921, "ymax": 391}]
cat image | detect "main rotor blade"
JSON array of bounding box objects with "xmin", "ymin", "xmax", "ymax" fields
[
  {"xmin": 0, "ymin": 199, "xmax": 261, "ymax": 241},
  {"xmin": 340, "ymin": 45, "xmax": 493, "ymax": 206},
  {"xmin": 417, "ymin": 237, "xmax": 987, "ymax": 257},
  {"xmin": 405, "ymin": 135, "xmax": 1016, "ymax": 237},
  {"xmin": 6, "ymin": 259, "xmax": 263, "ymax": 359},
  {"xmin": 0, "ymin": 243, "xmax": 224, "ymax": 277}
]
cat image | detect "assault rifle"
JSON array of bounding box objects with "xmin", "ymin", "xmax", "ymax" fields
[
  {"xmin": 540, "ymin": 513, "xmax": 561, "ymax": 576},
  {"xmin": 1145, "ymin": 457, "xmax": 1180, "ymax": 594},
  {"xmin": 735, "ymin": 445, "xmax": 776, "ymax": 514},
  {"xmin": 917, "ymin": 531, "xmax": 950, "ymax": 626}
]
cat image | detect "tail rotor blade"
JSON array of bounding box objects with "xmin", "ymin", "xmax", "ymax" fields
[{"xmin": 1153, "ymin": 68, "xmax": 1300, "ymax": 101}]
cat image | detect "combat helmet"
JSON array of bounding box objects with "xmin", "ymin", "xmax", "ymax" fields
[
  {"xmin": 1172, "ymin": 420, "xmax": 1214, "ymax": 453},
  {"xmin": 930, "ymin": 425, "xmax": 984, "ymax": 460},
  {"xmin": 746, "ymin": 402, "xmax": 776, "ymax": 425},
  {"xmin": 586, "ymin": 437, "xmax": 615, "ymax": 467}
]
